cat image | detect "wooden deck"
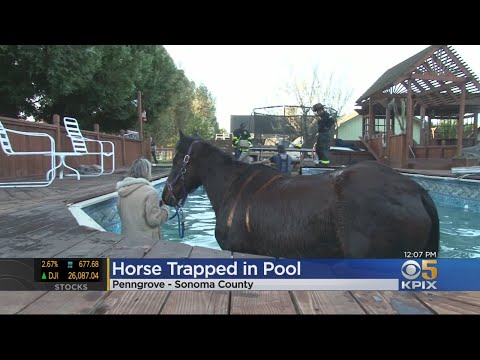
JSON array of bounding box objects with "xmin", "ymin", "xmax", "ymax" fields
[{"xmin": 1, "ymin": 168, "xmax": 479, "ymax": 315}]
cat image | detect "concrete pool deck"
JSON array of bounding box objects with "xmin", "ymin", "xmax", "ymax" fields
[{"xmin": 0, "ymin": 167, "xmax": 479, "ymax": 315}]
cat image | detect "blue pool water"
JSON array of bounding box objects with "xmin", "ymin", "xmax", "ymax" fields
[
  {"xmin": 83, "ymin": 184, "xmax": 220, "ymax": 250},
  {"xmin": 81, "ymin": 172, "xmax": 480, "ymax": 258},
  {"xmin": 438, "ymin": 205, "xmax": 480, "ymax": 258}
]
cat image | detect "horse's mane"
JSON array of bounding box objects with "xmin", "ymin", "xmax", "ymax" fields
[
  {"xmin": 197, "ymin": 140, "xmax": 237, "ymax": 164},
  {"xmin": 178, "ymin": 134, "xmax": 286, "ymax": 181},
  {"xmin": 198, "ymin": 139, "xmax": 284, "ymax": 175}
]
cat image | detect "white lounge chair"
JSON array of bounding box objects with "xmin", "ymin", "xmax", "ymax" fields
[
  {"xmin": 59, "ymin": 117, "xmax": 115, "ymax": 179},
  {"xmin": 451, "ymin": 147, "xmax": 480, "ymax": 178},
  {"xmin": 452, "ymin": 166, "xmax": 480, "ymax": 178},
  {"xmin": 0, "ymin": 120, "xmax": 56, "ymax": 188}
]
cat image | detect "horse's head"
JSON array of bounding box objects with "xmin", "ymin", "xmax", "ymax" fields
[{"xmin": 162, "ymin": 130, "xmax": 203, "ymax": 206}]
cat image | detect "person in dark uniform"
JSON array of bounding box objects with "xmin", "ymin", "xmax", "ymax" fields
[
  {"xmin": 232, "ymin": 122, "xmax": 253, "ymax": 160},
  {"xmin": 312, "ymin": 103, "xmax": 335, "ymax": 165},
  {"xmin": 150, "ymin": 137, "xmax": 158, "ymax": 165}
]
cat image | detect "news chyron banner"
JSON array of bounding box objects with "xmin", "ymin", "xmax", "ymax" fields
[
  {"xmin": 107, "ymin": 258, "xmax": 480, "ymax": 291},
  {"xmin": 1, "ymin": 258, "xmax": 480, "ymax": 291}
]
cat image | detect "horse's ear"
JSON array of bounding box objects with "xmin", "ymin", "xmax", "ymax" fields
[{"xmin": 179, "ymin": 129, "xmax": 185, "ymax": 140}]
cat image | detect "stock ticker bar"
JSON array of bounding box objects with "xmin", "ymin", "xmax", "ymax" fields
[
  {"xmin": 0, "ymin": 258, "xmax": 107, "ymax": 291},
  {"xmin": 35, "ymin": 259, "xmax": 103, "ymax": 282}
]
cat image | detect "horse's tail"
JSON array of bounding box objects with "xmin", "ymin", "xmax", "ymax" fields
[{"xmin": 421, "ymin": 190, "xmax": 440, "ymax": 256}]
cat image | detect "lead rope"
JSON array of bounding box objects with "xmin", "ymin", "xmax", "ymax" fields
[
  {"xmin": 168, "ymin": 200, "xmax": 187, "ymax": 238},
  {"xmin": 165, "ymin": 143, "xmax": 197, "ymax": 239},
  {"xmin": 167, "ymin": 187, "xmax": 188, "ymax": 239},
  {"xmin": 177, "ymin": 206, "xmax": 185, "ymax": 238}
]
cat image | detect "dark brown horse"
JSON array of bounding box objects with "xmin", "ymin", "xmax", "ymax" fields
[{"xmin": 162, "ymin": 131, "xmax": 439, "ymax": 258}]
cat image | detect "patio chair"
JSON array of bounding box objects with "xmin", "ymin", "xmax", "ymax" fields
[
  {"xmin": 0, "ymin": 120, "xmax": 56, "ymax": 188},
  {"xmin": 463, "ymin": 144, "xmax": 480, "ymax": 159},
  {"xmin": 452, "ymin": 165, "xmax": 480, "ymax": 178},
  {"xmin": 60, "ymin": 117, "xmax": 115, "ymax": 179},
  {"xmin": 451, "ymin": 145, "xmax": 480, "ymax": 178}
]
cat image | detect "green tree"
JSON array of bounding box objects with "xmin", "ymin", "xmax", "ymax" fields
[
  {"xmin": 433, "ymin": 119, "xmax": 475, "ymax": 139},
  {"xmin": 135, "ymin": 46, "xmax": 184, "ymax": 130},
  {"xmin": 185, "ymin": 84, "xmax": 218, "ymax": 139},
  {"xmin": 145, "ymin": 71, "xmax": 195, "ymax": 147},
  {"xmin": 0, "ymin": 45, "xmax": 102, "ymax": 119},
  {"xmin": 55, "ymin": 45, "xmax": 139, "ymax": 131},
  {"xmin": 0, "ymin": 45, "xmax": 218, "ymax": 146}
]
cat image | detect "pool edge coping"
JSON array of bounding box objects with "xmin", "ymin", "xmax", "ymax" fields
[{"xmin": 67, "ymin": 177, "xmax": 167, "ymax": 231}]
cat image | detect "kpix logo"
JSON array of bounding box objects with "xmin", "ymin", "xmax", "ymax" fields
[{"xmin": 400, "ymin": 260, "xmax": 437, "ymax": 290}]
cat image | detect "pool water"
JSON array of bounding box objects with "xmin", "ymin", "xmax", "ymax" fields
[
  {"xmin": 82, "ymin": 177, "xmax": 480, "ymax": 258},
  {"xmin": 86, "ymin": 185, "xmax": 221, "ymax": 250},
  {"xmin": 161, "ymin": 187, "xmax": 219, "ymax": 250},
  {"xmin": 437, "ymin": 203, "xmax": 480, "ymax": 258}
]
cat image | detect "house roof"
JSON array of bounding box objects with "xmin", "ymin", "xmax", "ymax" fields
[
  {"xmin": 337, "ymin": 111, "xmax": 360, "ymax": 126},
  {"xmin": 355, "ymin": 45, "xmax": 480, "ymax": 116}
]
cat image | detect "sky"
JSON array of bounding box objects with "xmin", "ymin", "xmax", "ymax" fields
[{"xmin": 163, "ymin": 45, "xmax": 480, "ymax": 132}]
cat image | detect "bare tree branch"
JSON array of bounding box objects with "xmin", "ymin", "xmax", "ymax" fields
[
  {"xmin": 285, "ymin": 68, "xmax": 353, "ymax": 116},
  {"xmin": 280, "ymin": 67, "xmax": 354, "ymax": 144}
]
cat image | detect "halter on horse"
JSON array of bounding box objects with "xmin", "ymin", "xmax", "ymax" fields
[{"xmin": 164, "ymin": 140, "xmax": 200, "ymax": 238}]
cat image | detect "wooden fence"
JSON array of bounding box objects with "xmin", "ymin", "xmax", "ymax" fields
[
  {"xmin": 413, "ymin": 145, "xmax": 457, "ymax": 159},
  {"xmin": 387, "ymin": 134, "xmax": 407, "ymax": 168},
  {"xmin": 367, "ymin": 135, "xmax": 384, "ymax": 159},
  {"xmin": 366, "ymin": 132, "xmax": 473, "ymax": 169},
  {"xmin": 155, "ymin": 147, "xmax": 175, "ymax": 161},
  {"xmin": 0, "ymin": 115, "xmax": 146, "ymax": 181}
]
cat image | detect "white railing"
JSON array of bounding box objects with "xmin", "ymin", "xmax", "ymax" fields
[{"xmin": 215, "ymin": 133, "xmax": 231, "ymax": 140}]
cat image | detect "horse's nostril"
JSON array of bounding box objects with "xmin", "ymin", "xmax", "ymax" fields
[
  {"xmin": 163, "ymin": 190, "xmax": 174, "ymax": 205},
  {"xmin": 163, "ymin": 192, "xmax": 170, "ymax": 204}
]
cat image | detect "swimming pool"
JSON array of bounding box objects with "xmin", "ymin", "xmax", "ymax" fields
[
  {"xmin": 69, "ymin": 179, "xmax": 220, "ymax": 250},
  {"xmin": 69, "ymin": 172, "xmax": 480, "ymax": 258},
  {"xmin": 407, "ymin": 175, "xmax": 480, "ymax": 258}
]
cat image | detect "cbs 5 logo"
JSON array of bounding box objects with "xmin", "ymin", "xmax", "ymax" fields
[{"xmin": 401, "ymin": 260, "xmax": 438, "ymax": 280}]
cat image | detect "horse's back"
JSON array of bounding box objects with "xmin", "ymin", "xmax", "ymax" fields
[
  {"xmin": 331, "ymin": 161, "xmax": 439, "ymax": 257},
  {"xmin": 214, "ymin": 159, "xmax": 439, "ymax": 259}
]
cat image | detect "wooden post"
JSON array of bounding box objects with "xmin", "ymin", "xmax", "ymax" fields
[
  {"xmin": 406, "ymin": 83, "xmax": 413, "ymax": 147},
  {"xmin": 94, "ymin": 123, "xmax": 100, "ymax": 138},
  {"xmin": 368, "ymin": 99, "xmax": 374, "ymax": 139},
  {"xmin": 457, "ymin": 82, "xmax": 466, "ymax": 157},
  {"xmin": 401, "ymin": 133, "xmax": 407, "ymax": 168},
  {"xmin": 121, "ymin": 136, "xmax": 126, "ymax": 167},
  {"xmin": 419, "ymin": 105, "xmax": 426, "ymax": 146},
  {"xmin": 403, "ymin": 80, "xmax": 413, "ymax": 166},
  {"xmin": 94, "ymin": 123, "xmax": 101, "ymax": 165},
  {"xmin": 385, "ymin": 101, "xmax": 391, "ymax": 149},
  {"xmin": 52, "ymin": 114, "xmax": 61, "ymax": 151},
  {"xmin": 427, "ymin": 112, "xmax": 433, "ymax": 146},
  {"xmin": 137, "ymin": 90, "xmax": 144, "ymax": 156},
  {"xmin": 474, "ymin": 112, "xmax": 479, "ymax": 145}
]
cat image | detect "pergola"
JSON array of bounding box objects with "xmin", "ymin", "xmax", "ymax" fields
[{"xmin": 355, "ymin": 45, "xmax": 480, "ymax": 162}]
